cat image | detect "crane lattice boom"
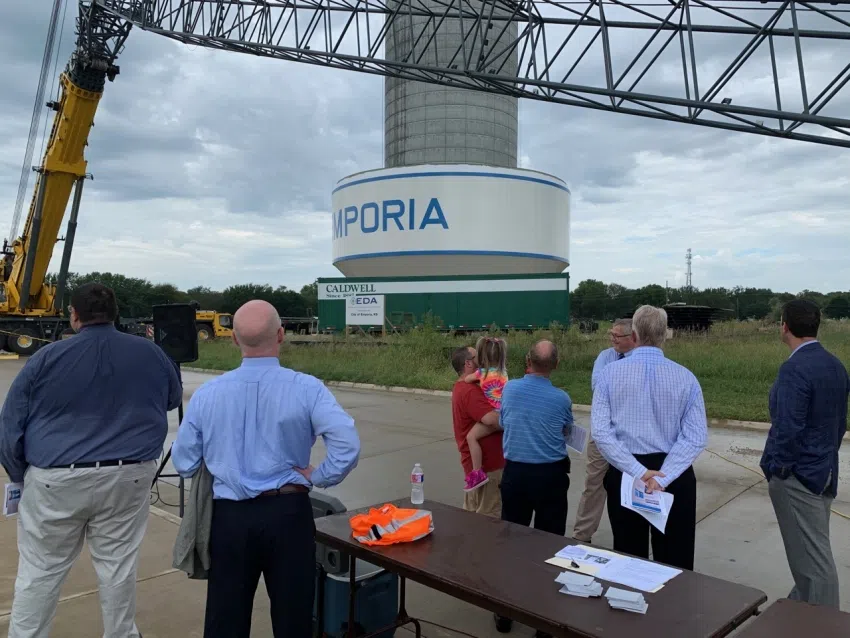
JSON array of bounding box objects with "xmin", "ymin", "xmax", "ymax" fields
[{"xmin": 95, "ymin": 0, "xmax": 850, "ymax": 147}]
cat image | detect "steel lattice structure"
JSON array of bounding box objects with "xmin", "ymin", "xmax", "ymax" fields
[{"xmin": 90, "ymin": 0, "xmax": 850, "ymax": 147}]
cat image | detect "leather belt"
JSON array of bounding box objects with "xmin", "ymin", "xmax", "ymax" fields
[
  {"xmin": 52, "ymin": 459, "xmax": 142, "ymax": 469},
  {"xmin": 259, "ymin": 484, "xmax": 309, "ymax": 497}
]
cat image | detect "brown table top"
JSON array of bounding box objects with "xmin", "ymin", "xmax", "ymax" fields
[
  {"xmin": 735, "ymin": 598, "xmax": 850, "ymax": 637},
  {"xmin": 314, "ymin": 499, "xmax": 767, "ymax": 638}
]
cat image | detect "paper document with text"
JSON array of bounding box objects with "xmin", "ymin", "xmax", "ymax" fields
[
  {"xmin": 597, "ymin": 556, "xmax": 681, "ymax": 592},
  {"xmin": 620, "ymin": 472, "xmax": 674, "ymax": 533},
  {"xmin": 4, "ymin": 482, "xmax": 22, "ymax": 517},
  {"xmin": 564, "ymin": 425, "xmax": 588, "ymax": 455},
  {"xmin": 547, "ymin": 545, "xmax": 623, "ymax": 576}
]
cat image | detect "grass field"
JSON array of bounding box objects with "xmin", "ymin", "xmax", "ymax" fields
[{"xmin": 194, "ymin": 320, "xmax": 850, "ymax": 424}]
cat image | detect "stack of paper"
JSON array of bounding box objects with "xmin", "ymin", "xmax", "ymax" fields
[
  {"xmin": 554, "ymin": 545, "xmax": 588, "ymax": 562},
  {"xmin": 555, "ymin": 571, "xmax": 603, "ymax": 598},
  {"xmin": 605, "ymin": 587, "xmax": 648, "ymax": 614}
]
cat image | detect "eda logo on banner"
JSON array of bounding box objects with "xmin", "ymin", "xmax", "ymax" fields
[{"xmin": 345, "ymin": 295, "xmax": 385, "ymax": 326}]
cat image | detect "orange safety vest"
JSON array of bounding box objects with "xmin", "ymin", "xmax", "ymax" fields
[{"xmin": 349, "ymin": 503, "xmax": 434, "ymax": 546}]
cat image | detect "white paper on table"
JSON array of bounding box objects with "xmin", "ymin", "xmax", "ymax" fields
[
  {"xmin": 555, "ymin": 571, "xmax": 596, "ymax": 587},
  {"xmin": 560, "ymin": 581, "xmax": 604, "ymax": 598},
  {"xmin": 546, "ymin": 545, "xmax": 627, "ymax": 576},
  {"xmin": 555, "ymin": 545, "xmax": 588, "ymax": 561},
  {"xmin": 620, "ymin": 472, "xmax": 674, "ymax": 533},
  {"xmin": 605, "ymin": 587, "xmax": 644, "ymax": 604},
  {"xmin": 4, "ymin": 482, "xmax": 22, "ymax": 517},
  {"xmin": 564, "ymin": 425, "xmax": 589, "ymax": 455},
  {"xmin": 597, "ymin": 556, "xmax": 682, "ymax": 593}
]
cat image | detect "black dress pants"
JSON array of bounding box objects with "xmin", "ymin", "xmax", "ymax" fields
[
  {"xmin": 500, "ymin": 458, "xmax": 571, "ymax": 536},
  {"xmin": 603, "ymin": 452, "xmax": 697, "ymax": 571},
  {"xmin": 204, "ymin": 491, "xmax": 316, "ymax": 638}
]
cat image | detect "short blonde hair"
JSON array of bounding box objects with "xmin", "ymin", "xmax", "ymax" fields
[{"xmin": 632, "ymin": 305, "xmax": 668, "ymax": 347}]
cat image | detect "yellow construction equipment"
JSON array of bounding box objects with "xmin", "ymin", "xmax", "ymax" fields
[{"xmin": 194, "ymin": 310, "xmax": 232, "ymax": 341}]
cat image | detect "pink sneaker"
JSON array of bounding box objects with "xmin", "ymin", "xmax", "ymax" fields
[{"xmin": 463, "ymin": 469, "xmax": 490, "ymax": 492}]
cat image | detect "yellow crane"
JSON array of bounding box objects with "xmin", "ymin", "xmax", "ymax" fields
[{"xmin": 1, "ymin": 1, "xmax": 131, "ymax": 354}]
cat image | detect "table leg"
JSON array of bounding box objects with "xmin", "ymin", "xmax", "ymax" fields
[
  {"xmin": 347, "ymin": 554, "xmax": 357, "ymax": 638},
  {"xmin": 399, "ymin": 577, "xmax": 422, "ymax": 637},
  {"xmin": 316, "ymin": 565, "xmax": 327, "ymax": 638}
]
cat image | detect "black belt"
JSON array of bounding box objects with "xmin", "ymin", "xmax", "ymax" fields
[
  {"xmin": 258, "ymin": 485, "xmax": 309, "ymax": 497},
  {"xmin": 50, "ymin": 459, "xmax": 143, "ymax": 469}
]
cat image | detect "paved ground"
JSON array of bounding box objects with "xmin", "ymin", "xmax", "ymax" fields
[{"xmin": 0, "ymin": 361, "xmax": 847, "ymax": 636}]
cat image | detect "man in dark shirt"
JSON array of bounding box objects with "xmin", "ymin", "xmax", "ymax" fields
[
  {"xmin": 760, "ymin": 299, "xmax": 849, "ymax": 609},
  {"xmin": 0, "ymin": 282, "xmax": 182, "ymax": 637},
  {"xmin": 450, "ymin": 346, "xmax": 505, "ymax": 517}
]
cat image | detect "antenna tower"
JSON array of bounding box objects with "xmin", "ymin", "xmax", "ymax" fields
[{"xmin": 686, "ymin": 249, "xmax": 693, "ymax": 291}]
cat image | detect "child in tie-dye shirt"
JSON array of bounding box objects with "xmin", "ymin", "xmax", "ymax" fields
[{"xmin": 462, "ymin": 336, "xmax": 508, "ymax": 492}]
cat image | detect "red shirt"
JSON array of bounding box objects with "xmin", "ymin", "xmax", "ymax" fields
[{"xmin": 451, "ymin": 380, "xmax": 506, "ymax": 475}]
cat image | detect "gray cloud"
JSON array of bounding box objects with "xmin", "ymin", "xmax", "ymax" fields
[{"xmin": 1, "ymin": 2, "xmax": 849, "ymax": 293}]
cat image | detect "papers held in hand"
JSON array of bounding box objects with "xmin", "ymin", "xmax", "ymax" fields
[
  {"xmin": 620, "ymin": 473, "xmax": 675, "ymax": 533},
  {"xmin": 564, "ymin": 424, "xmax": 589, "ymax": 455},
  {"xmin": 631, "ymin": 475, "xmax": 663, "ymax": 513},
  {"xmin": 4, "ymin": 482, "xmax": 22, "ymax": 517}
]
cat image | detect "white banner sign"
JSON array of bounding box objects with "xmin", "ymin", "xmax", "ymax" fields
[
  {"xmin": 319, "ymin": 276, "xmax": 567, "ymax": 300},
  {"xmin": 345, "ymin": 295, "xmax": 385, "ymax": 326}
]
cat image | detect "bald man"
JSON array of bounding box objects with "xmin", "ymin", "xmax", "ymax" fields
[
  {"xmin": 495, "ymin": 340, "xmax": 574, "ymax": 637},
  {"xmin": 172, "ymin": 300, "xmax": 360, "ymax": 638}
]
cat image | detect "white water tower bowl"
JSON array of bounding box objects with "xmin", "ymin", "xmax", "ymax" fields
[{"xmin": 331, "ymin": 164, "xmax": 571, "ymax": 278}]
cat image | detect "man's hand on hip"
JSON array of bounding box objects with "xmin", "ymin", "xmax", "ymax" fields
[{"xmin": 295, "ymin": 465, "xmax": 315, "ymax": 483}]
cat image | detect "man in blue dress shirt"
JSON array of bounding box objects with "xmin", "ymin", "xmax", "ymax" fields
[
  {"xmin": 573, "ymin": 318, "xmax": 636, "ymax": 543},
  {"xmin": 496, "ymin": 339, "xmax": 574, "ymax": 637},
  {"xmin": 172, "ymin": 299, "xmax": 360, "ymax": 637},
  {"xmin": 499, "ymin": 340, "xmax": 574, "ymax": 538},
  {"xmin": 0, "ymin": 282, "xmax": 182, "ymax": 638},
  {"xmin": 760, "ymin": 299, "xmax": 849, "ymax": 608},
  {"xmin": 592, "ymin": 305, "xmax": 707, "ymax": 571}
]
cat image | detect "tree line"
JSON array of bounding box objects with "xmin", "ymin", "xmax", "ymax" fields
[
  {"xmin": 571, "ymin": 280, "xmax": 850, "ymax": 321},
  {"xmin": 51, "ymin": 271, "xmax": 850, "ymax": 323},
  {"xmin": 50, "ymin": 272, "xmax": 320, "ymax": 319}
]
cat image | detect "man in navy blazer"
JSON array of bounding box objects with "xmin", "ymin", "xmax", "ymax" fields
[{"xmin": 760, "ymin": 299, "xmax": 849, "ymax": 609}]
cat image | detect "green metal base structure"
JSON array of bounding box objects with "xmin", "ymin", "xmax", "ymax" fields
[{"xmin": 317, "ymin": 273, "xmax": 570, "ymax": 334}]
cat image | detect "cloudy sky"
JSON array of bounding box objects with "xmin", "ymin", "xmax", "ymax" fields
[{"xmin": 2, "ymin": 2, "xmax": 849, "ymax": 294}]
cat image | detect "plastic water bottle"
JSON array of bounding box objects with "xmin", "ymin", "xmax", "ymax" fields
[{"xmin": 410, "ymin": 463, "xmax": 424, "ymax": 504}]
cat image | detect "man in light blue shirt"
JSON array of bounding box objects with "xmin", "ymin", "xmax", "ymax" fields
[
  {"xmin": 592, "ymin": 305, "xmax": 707, "ymax": 571},
  {"xmin": 497, "ymin": 339, "xmax": 574, "ymax": 638},
  {"xmin": 573, "ymin": 318, "xmax": 636, "ymax": 543},
  {"xmin": 500, "ymin": 339, "xmax": 573, "ymax": 532},
  {"xmin": 172, "ymin": 300, "xmax": 360, "ymax": 638}
]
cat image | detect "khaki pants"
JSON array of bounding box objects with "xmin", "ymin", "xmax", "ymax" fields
[
  {"xmin": 9, "ymin": 460, "xmax": 157, "ymax": 638},
  {"xmin": 572, "ymin": 437, "xmax": 609, "ymax": 542},
  {"xmin": 462, "ymin": 468, "xmax": 503, "ymax": 518}
]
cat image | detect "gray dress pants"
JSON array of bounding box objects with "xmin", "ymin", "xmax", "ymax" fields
[{"xmin": 768, "ymin": 474, "xmax": 840, "ymax": 608}]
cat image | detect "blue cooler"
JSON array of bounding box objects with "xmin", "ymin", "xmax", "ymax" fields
[
  {"xmin": 310, "ymin": 492, "xmax": 399, "ymax": 637},
  {"xmin": 314, "ymin": 561, "xmax": 399, "ymax": 637}
]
